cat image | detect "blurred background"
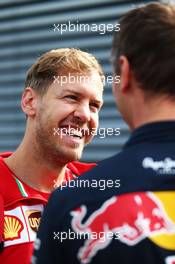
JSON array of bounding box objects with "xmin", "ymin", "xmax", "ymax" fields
[{"xmin": 0, "ymin": 0, "xmax": 160, "ymax": 162}]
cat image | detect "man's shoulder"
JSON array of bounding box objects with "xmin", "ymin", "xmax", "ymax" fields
[
  {"xmin": 47, "ymin": 153, "xmax": 127, "ymax": 216},
  {"xmin": 0, "ymin": 152, "xmax": 13, "ymax": 180},
  {"xmin": 50, "ymin": 142, "xmax": 175, "ymax": 215}
]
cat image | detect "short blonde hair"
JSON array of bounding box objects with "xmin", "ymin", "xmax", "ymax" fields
[{"xmin": 25, "ymin": 48, "xmax": 104, "ymax": 94}]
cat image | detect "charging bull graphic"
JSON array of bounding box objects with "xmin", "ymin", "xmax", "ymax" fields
[{"xmin": 71, "ymin": 192, "xmax": 175, "ymax": 263}]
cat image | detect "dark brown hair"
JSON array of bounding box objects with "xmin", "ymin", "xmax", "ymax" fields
[{"xmin": 112, "ymin": 2, "xmax": 175, "ymax": 96}]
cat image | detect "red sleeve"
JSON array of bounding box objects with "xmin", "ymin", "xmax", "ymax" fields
[{"xmin": 0, "ymin": 194, "xmax": 4, "ymax": 252}]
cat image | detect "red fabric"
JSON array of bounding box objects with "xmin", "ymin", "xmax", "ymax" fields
[
  {"xmin": 0, "ymin": 195, "xmax": 4, "ymax": 243},
  {"xmin": 66, "ymin": 161, "xmax": 96, "ymax": 181},
  {"xmin": 0, "ymin": 152, "xmax": 96, "ymax": 264}
]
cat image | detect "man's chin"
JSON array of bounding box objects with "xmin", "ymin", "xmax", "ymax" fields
[
  {"xmin": 57, "ymin": 150, "xmax": 83, "ymax": 163},
  {"xmin": 68, "ymin": 151, "xmax": 82, "ymax": 162}
]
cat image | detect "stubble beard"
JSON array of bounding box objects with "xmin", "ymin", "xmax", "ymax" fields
[{"xmin": 35, "ymin": 117, "xmax": 83, "ymax": 167}]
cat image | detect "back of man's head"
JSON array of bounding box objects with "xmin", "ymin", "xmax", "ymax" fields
[{"xmin": 112, "ymin": 2, "xmax": 175, "ymax": 97}]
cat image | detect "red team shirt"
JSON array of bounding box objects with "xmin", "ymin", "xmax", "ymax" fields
[{"xmin": 0, "ymin": 152, "xmax": 96, "ymax": 264}]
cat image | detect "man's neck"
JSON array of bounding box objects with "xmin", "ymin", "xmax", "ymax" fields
[
  {"xmin": 131, "ymin": 95, "xmax": 175, "ymax": 131},
  {"xmin": 4, "ymin": 145, "xmax": 67, "ymax": 193}
]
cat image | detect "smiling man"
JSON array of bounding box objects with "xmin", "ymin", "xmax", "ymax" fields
[
  {"xmin": 33, "ymin": 3, "xmax": 175, "ymax": 264},
  {"xmin": 0, "ymin": 48, "xmax": 104, "ymax": 264}
]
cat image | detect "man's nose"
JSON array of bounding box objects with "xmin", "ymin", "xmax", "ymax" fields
[{"xmin": 73, "ymin": 103, "xmax": 91, "ymax": 123}]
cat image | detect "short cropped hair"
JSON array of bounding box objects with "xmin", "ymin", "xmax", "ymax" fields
[
  {"xmin": 112, "ymin": 2, "xmax": 175, "ymax": 96},
  {"xmin": 25, "ymin": 48, "xmax": 104, "ymax": 95}
]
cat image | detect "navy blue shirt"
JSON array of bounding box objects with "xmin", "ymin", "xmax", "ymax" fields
[{"xmin": 32, "ymin": 121, "xmax": 175, "ymax": 264}]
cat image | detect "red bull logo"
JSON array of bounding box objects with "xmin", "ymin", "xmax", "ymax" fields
[{"xmin": 71, "ymin": 192, "xmax": 175, "ymax": 263}]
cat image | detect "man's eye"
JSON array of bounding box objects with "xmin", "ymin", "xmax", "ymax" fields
[
  {"xmin": 65, "ymin": 95, "xmax": 78, "ymax": 100},
  {"xmin": 90, "ymin": 103, "xmax": 100, "ymax": 111}
]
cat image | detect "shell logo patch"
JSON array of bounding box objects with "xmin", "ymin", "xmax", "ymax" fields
[
  {"xmin": 26, "ymin": 210, "xmax": 42, "ymax": 232},
  {"xmin": 4, "ymin": 215, "xmax": 24, "ymax": 241}
]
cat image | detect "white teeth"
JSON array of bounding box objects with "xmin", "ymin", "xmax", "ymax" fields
[
  {"xmin": 61, "ymin": 127, "xmax": 83, "ymax": 138},
  {"xmin": 67, "ymin": 132, "xmax": 82, "ymax": 138}
]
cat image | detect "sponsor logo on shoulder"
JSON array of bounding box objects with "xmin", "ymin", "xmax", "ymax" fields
[
  {"xmin": 4, "ymin": 204, "xmax": 44, "ymax": 247},
  {"xmin": 142, "ymin": 157, "xmax": 175, "ymax": 174},
  {"xmin": 4, "ymin": 215, "xmax": 24, "ymax": 241},
  {"xmin": 26, "ymin": 210, "xmax": 42, "ymax": 232}
]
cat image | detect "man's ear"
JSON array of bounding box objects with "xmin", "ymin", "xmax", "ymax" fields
[
  {"xmin": 119, "ymin": 55, "xmax": 131, "ymax": 93},
  {"xmin": 21, "ymin": 87, "xmax": 38, "ymax": 117}
]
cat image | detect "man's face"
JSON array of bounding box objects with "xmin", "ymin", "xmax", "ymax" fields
[{"xmin": 34, "ymin": 72, "xmax": 103, "ymax": 163}]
